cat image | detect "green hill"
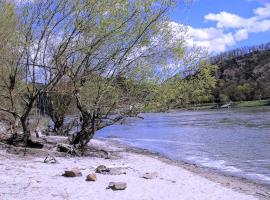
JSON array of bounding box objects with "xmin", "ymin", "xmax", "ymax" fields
[{"xmin": 211, "ymin": 43, "xmax": 270, "ymax": 103}]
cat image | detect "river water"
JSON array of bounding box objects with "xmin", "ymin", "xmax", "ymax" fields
[{"xmin": 97, "ymin": 107, "xmax": 270, "ymax": 184}]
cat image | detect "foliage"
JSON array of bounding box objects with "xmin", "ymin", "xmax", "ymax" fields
[
  {"xmin": 65, "ymin": 0, "xmax": 190, "ymax": 147},
  {"xmin": 234, "ymin": 100, "xmax": 270, "ymax": 108},
  {"xmin": 0, "ymin": 0, "xmax": 219, "ymax": 149},
  {"xmin": 145, "ymin": 61, "xmax": 217, "ymax": 111},
  {"xmin": 0, "ymin": 1, "xmax": 22, "ymax": 120},
  {"xmin": 212, "ymin": 43, "xmax": 270, "ymax": 102},
  {"xmin": 43, "ymin": 80, "xmax": 74, "ymax": 134},
  {"xmin": 0, "ymin": 0, "xmax": 81, "ymax": 144}
]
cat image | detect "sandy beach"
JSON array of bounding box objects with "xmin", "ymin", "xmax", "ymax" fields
[{"xmin": 0, "ymin": 138, "xmax": 269, "ymax": 200}]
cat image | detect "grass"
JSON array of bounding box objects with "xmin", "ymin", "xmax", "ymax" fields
[
  {"xmin": 188, "ymin": 99, "xmax": 270, "ymax": 110},
  {"xmin": 188, "ymin": 102, "xmax": 217, "ymax": 110},
  {"xmin": 234, "ymin": 99, "xmax": 270, "ymax": 108}
]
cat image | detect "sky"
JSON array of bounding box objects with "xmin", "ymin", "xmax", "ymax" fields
[
  {"xmin": 170, "ymin": 0, "xmax": 270, "ymax": 54},
  {"xmin": 11, "ymin": 0, "xmax": 270, "ymax": 55}
]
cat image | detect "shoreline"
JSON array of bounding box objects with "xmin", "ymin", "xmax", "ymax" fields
[
  {"xmin": 0, "ymin": 137, "xmax": 269, "ymax": 200},
  {"xmin": 99, "ymin": 137, "xmax": 270, "ymax": 199}
]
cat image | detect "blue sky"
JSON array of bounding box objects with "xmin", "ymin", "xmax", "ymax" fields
[{"xmin": 170, "ymin": 0, "xmax": 270, "ymax": 53}]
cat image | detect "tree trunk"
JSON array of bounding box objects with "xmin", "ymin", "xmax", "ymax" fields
[
  {"xmin": 20, "ymin": 96, "xmax": 36, "ymax": 146},
  {"xmin": 53, "ymin": 115, "xmax": 64, "ymax": 133},
  {"xmin": 21, "ymin": 117, "xmax": 30, "ymax": 146},
  {"xmin": 70, "ymin": 116, "xmax": 96, "ymax": 148},
  {"xmin": 69, "ymin": 91, "xmax": 95, "ymax": 148}
]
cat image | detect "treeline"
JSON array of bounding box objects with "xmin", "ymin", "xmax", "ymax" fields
[
  {"xmin": 211, "ymin": 43, "xmax": 270, "ymax": 102},
  {"xmin": 211, "ymin": 42, "xmax": 270, "ymax": 63}
]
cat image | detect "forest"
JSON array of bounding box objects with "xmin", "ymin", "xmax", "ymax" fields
[{"xmin": 211, "ymin": 43, "xmax": 270, "ymax": 103}]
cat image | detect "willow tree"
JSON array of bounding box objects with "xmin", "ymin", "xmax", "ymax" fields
[
  {"xmin": 0, "ymin": 1, "xmax": 26, "ymax": 141},
  {"xmin": 0, "ymin": 0, "xmax": 81, "ymax": 145},
  {"xmin": 61, "ymin": 0, "xmax": 189, "ymax": 148},
  {"xmin": 0, "ymin": 1, "xmax": 20, "ymax": 122},
  {"xmin": 42, "ymin": 80, "xmax": 74, "ymax": 134},
  {"xmin": 0, "ymin": 0, "xmax": 197, "ymax": 148}
]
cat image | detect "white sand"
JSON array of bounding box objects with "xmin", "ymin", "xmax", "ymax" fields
[{"xmin": 0, "ymin": 139, "xmax": 259, "ymax": 200}]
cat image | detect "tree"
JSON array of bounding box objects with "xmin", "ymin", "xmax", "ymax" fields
[
  {"xmin": 1, "ymin": 0, "xmax": 214, "ymax": 150},
  {"xmin": 0, "ymin": 0, "xmax": 80, "ymax": 145},
  {"xmin": 146, "ymin": 60, "xmax": 217, "ymax": 110},
  {"xmin": 43, "ymin": 79, "xmax": 74, "ymax": 135},
  {"xmin": 212, "ymin": 43, "xmax": 270, "ymax": 102},
  {"xmin": 0, "ymin": 1, "xmax": 24, "ymax": 138},
  {"xmin": 63, "ymin": 0, "xmax": 189, "ymax": 148}
]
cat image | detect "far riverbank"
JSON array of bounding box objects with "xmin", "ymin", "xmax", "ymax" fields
[{"xmin": 187, "ymin": 99, "xmax": 270, "ymax": 110}]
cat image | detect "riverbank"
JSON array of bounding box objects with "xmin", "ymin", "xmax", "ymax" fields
[
  {"xmin": 0, "ymin": 138, "xmax": 269, "ymax": 200},
  {"xmin": 188, "ymin": 99, "xmax": 270, "ymax": 110}
]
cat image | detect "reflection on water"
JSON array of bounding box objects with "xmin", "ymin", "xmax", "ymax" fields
[{"xmin": 97, "ymin": 107, "xmax": 270, "ymax": 184}]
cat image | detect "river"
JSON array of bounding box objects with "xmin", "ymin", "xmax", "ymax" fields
[{"xmin": 97, "ymin": 107, "xmax": 270, "ymax": 185}]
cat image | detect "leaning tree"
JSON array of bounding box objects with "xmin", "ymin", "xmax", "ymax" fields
[
  {"xmin": 0, "ymin": 0, "xmax": 198, "ymax": 149},
  {"xmin": 60, "ymin": 0, "xmax": 190, "ymax": 148}
]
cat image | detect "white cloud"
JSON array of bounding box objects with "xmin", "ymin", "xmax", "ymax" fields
[
  {"xmin": 205, "ymin": 12, "xmax": 248, "ymax": 29},
  {"xmin": 251, "ymin": 19, "xmax": 270, "ymax": 32},
  {"xmin": 168, "ymin": 22, "xmax": 235, "ymax": 53},
  {"xmin": 234, "ymin": 29, "xmax": 249, "ymax": 41},
  {"xmin": 204, "ymin": 4, "xmax": 270, "ymax": 34},
  {"xmin": 186, "ymin": 26, "xmax": 235, "ymax": 52},
  {"xmin": 169, "ymin": 3, "xmax": 270, "ymax": 53},
  {"xmin": 254, "ymin": 4, "xmax": 270, "ymax": 18}
]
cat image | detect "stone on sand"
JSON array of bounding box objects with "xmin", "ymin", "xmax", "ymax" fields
[
  {"xmin": 63, "ymin": 168, "xmax": 82, "ymax": 177},
  {"xmin": 95, "ymin": 165, "xmax": 125, "ymax": 175},
  {"xmin": 95, "ymin": 165, "xmax": 110, "ymax": 174},
  {"xmin": 86, "ymin": 173, "xmax": 97, "ymax": 181},
  {"xmin": 142, "ymin": 172, "xmax": 158, "ymax": 179},
  {"xmin": 107, "ymin": 182, "xmax": 127, "ymax": 190}
]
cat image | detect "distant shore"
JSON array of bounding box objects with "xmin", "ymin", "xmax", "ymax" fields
[
  {"xmin": 0, "ymin": 137, "xmax": 269, "ymax": 200},
  {"xmin": 187, "ymin": 99, "xmax": 270, "ymax": 110}
]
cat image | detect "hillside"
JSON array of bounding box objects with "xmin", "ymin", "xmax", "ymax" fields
[{"xmin": 211, "ymin": 43, "xmax": 270, "ymax": 102}]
